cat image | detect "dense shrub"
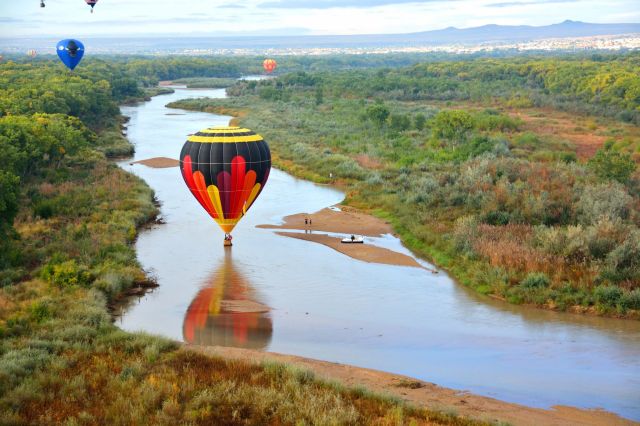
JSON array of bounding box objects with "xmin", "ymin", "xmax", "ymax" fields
[
  {"xmin": 41, "ymin": 260, "xmax": 92, "ymax": 288},
  {"xmin": 594, "ymin": 285, "xmax": 623, "ymax": 308},
  {"xmin": 520, "ymin": 272, "xmax": 551, "ymax": 289},
  {"xmin": 588, "ymin": 146, "xmax": 636, "ymax": 183},
  {"xmin": 621, "ymin": 289, "xmax": 640, "ymax": 310},
  {"xmin": 601, "ymin": 231, "xmax": 640, "ymax": 284},
  {"xmin": 577, "ymin": 183, "xmax": 634, "ymax": 225}
]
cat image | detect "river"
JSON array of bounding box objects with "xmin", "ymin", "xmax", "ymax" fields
[{"xmin": 116, "ymin": 86, "xmax": 640, "ymax": 420}]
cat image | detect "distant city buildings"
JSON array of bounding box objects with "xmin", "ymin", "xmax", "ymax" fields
[
  {"xmin": 162, "ymin": 34, "xmax": 640, "ymax": 56},
  {"xmin": 2, "ymin": 33, "xmax": 639, "ymax": 56}
]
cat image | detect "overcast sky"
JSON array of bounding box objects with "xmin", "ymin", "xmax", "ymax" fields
[{"xmin": 0, "ymin": 0, "xmax": 638, "ymax": 38}]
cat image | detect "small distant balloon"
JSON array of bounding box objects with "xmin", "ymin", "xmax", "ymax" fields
[
  {"xmin": 57, "ymin": 39, "xmax": 85, "ymax": 70},
  {"xmin": 85, "ymin": 0, "xmax": 98, "ymax": 12},
  {"xmin": 40, "ymin": 0, "xmax": 45, "ymax": 7},
  {"xmin": 27, "ymin": 49, "xmax": 37, "ymax": 58},
  {"xmin": 263, "ymin": 59, "xmax": 277, "ymax": 74}
]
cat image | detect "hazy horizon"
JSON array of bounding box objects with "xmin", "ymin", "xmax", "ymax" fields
[{"xmin": 1, "ymin": 0, "xmax": 638, "ymax": 38}]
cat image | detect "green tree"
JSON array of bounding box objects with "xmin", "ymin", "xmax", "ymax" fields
[
  {"xmin": 390, "ymin": 114, "xmax": 411, "ymax": 131},
  {"xmin": 315, "ymin": 86, "xmax": 324, "ymax": 105},
  {"xmin": 588, "ymin": 147, "xmax": 636, "ymax": 184},
  {"xmin": 414, "ymin": 113, "xmax": 426, "ymax": 130},
  {"xmin": 0, "ymin": 170, "xmax": 20, "ymax": 265},
  {"xmin": 0, "ymin": 171, "xmax": 19, "ymax": 229},
  {"xmin": 365, "ymin": 103, "xmax": 390, "ymax": 127},
  {"xmin": 431, "ymin": 110, "xmax": 475, "ymax": 142}
]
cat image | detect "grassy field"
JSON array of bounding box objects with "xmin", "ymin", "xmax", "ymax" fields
[{"xmin": 168, "ymin": 66, "xmax": 639, "ymax": 318}]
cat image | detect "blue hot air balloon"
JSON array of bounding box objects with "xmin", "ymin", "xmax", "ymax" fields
[{"xmin": 56, "ymin": 39, "xmax": 85, "ymax": 70}]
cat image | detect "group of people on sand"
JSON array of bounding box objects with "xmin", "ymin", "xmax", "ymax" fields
[{"xmin": 304, "ymin": 217, "xmax": 313, "ymax": 233}]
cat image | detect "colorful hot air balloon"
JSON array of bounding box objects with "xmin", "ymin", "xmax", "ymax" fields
[
  {"xmin": 56, "ymin": 39, "xmax": 85, "ymax": 70},
  {"xmin": 263, "ymin": 59, "xmax": 277, "ymax": 74},
  {"xmin": 179, "ymin": 126, "xmax": 271, "ymax": 245},
  {"xmin": 85, "ymin": 0, "xmax": 98, "ymax": 12},
  {"xmin": 26, "ymin": 49, "xmax": 37, "ymax": 58}
]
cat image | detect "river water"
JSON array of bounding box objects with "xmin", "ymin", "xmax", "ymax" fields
[{"xmin": 117, "ymin": 86, "xmax": 640, "ymax": 420}]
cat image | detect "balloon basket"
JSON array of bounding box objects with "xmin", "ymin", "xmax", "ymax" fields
[{"xmin": 224, "ymin": 240, "xmax": 233, "ymax": 247}]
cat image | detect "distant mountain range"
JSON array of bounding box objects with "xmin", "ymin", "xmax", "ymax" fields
[
  {"xmin": 2, "ymin": 21, "xmax": 639, "ymax": 54},
  {"xmin": 384, "ymin": 20, "xmax": 640, "ymax": 45}
]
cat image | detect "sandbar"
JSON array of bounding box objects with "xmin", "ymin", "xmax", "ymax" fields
[
  {"xmin": 257, "ymin": 206, "xmax": 393, "ymax": 237},
  {"xmin": 259, "ymin": 206, "xmax": 435, "ymax": 270},
  {"xmin": 276, "ymin": 231, "xmax": 425, "ymax": 269},
  {"xmin": 131, "ymin": 157, "xmax": 180, "ymax": 168}
]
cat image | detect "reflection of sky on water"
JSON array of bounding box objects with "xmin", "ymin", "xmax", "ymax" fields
[{"xmin": 117, "ymin": 87, "xmax": 640, "ymax": 420}]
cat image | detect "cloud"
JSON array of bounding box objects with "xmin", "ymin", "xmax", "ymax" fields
[
  {"xmin": 259, "ymin": 0, "xmax": 452, "ymax": 9},
  {"xmin": 487, "ymin": 0, "xmax": 578, "ymax": 7},
  {"xmin": 0, "ymin": 17, "xmax": 24, "ymax": 23}
]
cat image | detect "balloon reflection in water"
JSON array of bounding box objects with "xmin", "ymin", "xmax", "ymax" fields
[{"xmin": 182, "ymin": 253, "xmax": 272, "ymax": 349}]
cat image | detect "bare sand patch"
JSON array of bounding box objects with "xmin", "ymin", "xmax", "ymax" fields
[
  {"xmin": 188, "ymin": 345, "xmax": 634, "ymax": 426},
  {"xmin": 510, "ymin": 110, "xmax": 607, "ymax": 160},
  {"xmin": 277, "ymin": 231, "xmax": 425, "ymax": 269},
  {"xmin": 259, "ymin": 206, "xmax": 434, "ymax": 270},
  {"xmin": 355, "ymin": 153, "xmax": 384, "ymax": 169},
  {"xmin": 132, "ymin": 157, "xmax": 180, "ymax": 168},
  {"xmin": 257, "ymin": 206, "xmax": 393, "ymax": 237}
]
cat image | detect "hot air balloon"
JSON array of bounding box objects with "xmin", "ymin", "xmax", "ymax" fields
[
  {"xmin": 56, "ymin": 39, "xmax": 85, "ymax": 70},
  {"xmin": 85, "ymin": 0, "xmax": 98, "ymax": 12},
  {"xmin": 179, "ymin": 126, "xmax": 271, "ymax": 246},
  {"xmin": 263, "ymin": 59, "xmax": 277, "ymax": 74},
  {"xmin": 26, "ymin": 49, "xmax": 37, "ymax": 58},
  {"xmin": 40, "ymin": 0, "xmax": 45, "ymax": 7}
]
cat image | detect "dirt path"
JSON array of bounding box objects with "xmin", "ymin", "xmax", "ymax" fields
[{"xmin": 188, "ymin": 345, "xmax": 635, "ymax": 426}]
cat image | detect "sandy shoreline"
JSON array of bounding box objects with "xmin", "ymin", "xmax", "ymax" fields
[{"xmin": 188, "ymin": 345, "xmax": 634, "ymax": 426}]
